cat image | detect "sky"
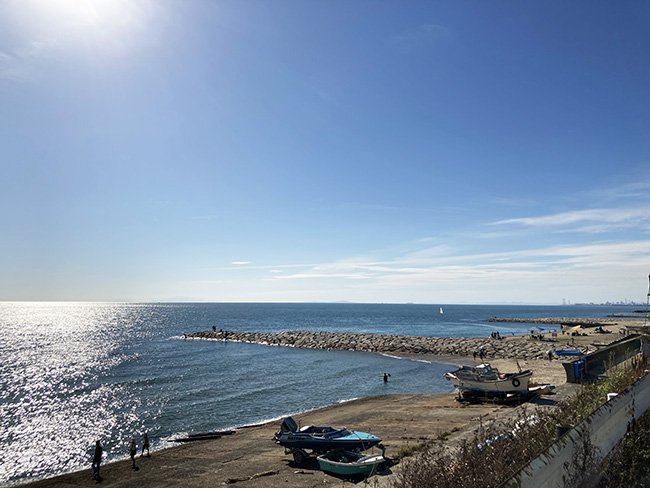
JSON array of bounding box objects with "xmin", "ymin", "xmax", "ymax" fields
[{"xmin": 1, "ymin": 0, "xmax": 649, "ymax": 304}]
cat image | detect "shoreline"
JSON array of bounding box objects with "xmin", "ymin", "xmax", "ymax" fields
[
  {"xmin": 20, "ymin": 319, "xmax": 639, "ymax": 487},
  {"xmin": 18, "ymin": 361, "xmax": 568, "ymax": 488},
  {"xmin": 24, "ymin": 389, "xmax": 575, "ymax": 488}
]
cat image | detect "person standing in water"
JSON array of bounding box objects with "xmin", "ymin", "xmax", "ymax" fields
[
  {"xmin": 91, "ymin": 440, "xmax": 103, "ymax": 479},
  {"xmin": 141, "ymin": 433, "xmax": 150, "ymax": 457}
]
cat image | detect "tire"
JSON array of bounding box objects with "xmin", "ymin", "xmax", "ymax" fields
[
  {"xmin": 293, "ymin": 450, "xmax": 307, "ymax": 465},
  {"xmin": 512, "ymin": 378, "xmax": 521, "ymax": 388}
]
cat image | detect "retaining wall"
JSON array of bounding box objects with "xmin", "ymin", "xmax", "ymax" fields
[
  {"xmin": 562, "ymin": 335, "xmax": 641, "ymax": 383},
  {"xmin": 505, "ymin": 363, "xmax": 650, "ymax": 488}
]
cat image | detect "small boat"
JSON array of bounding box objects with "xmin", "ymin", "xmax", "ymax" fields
[
  {"xmin": 554, "ymin": 349, "xmax": 582, "ymax": 357},
  {"xmin": 171, "ymin": 430, "xmax": 236, "ymax": 442},
  {"xmin": 317, "ymin": 448, "xmax": 386, "ymax": 477},
  {"xmin": 444, "ymin": 363, "xmax": 533, "ymax": 396},
  {"xmin": 274, "ymin": 417, "xmax": 381, "ymax": 464},
  {"xmin": 440, "ymin": 307, "xmax": 444, "ymax": 314}
]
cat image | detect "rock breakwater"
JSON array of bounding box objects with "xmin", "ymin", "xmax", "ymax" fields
[
  {"xmin": 486, "ymin": 317, "xmax": 619, "ymax": 326},
  {"xmin": 187, "ymin": 330, "xmax": 566, "ymax": 360}
]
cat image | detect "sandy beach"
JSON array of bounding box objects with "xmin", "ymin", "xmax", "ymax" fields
[{"xmin": 24, "ymin": 319, "xmax": 642, "ymax": 488}]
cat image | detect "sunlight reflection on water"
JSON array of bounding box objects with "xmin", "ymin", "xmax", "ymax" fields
[
  {"xmin": 1, "ymin": 301, "xmax": 615, "ymax": 484},
  {"xmin": 0, "ymin": 303, "xmax": 148, "ymax": 483}
]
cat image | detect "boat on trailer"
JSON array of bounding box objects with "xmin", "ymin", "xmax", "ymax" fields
[
  {"xmin": 444, "ymin": 363, "xmax": 533, "ymax": 397},
  {"xmin": 274, "ymin": 417, "xmax": 382, "ymax": 464}
]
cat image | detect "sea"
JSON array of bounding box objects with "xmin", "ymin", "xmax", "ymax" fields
[{"xmin": 0, "ymin": 302, "xmax": 641, "ymax": 485}]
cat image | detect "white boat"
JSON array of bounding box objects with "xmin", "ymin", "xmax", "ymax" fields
[
  {"xmin": 317, "ymin": 449, "xmax": 386, "ymax": 477},
  {"xmin": 444, "ymin": 363, "xmax": 532, "ymax": 396},
  {"xmin": 440, "ymin": 307, "xmax": 444, "ymax": 314}
]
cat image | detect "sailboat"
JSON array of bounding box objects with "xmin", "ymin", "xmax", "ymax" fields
[{"xmin": 440, "ymin": 307, "xmax": 444, "ymax": 314}]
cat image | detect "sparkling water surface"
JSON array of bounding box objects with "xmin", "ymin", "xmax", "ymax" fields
[{"xmin": 0, "ymin": 302, "xmax": 637, "ymax": 485}]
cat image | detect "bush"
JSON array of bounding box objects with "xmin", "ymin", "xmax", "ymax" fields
[{"xmin": 391, "ymin": 355, "xmax": 650, "ymax": 488}]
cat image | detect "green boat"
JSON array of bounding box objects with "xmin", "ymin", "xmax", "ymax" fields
[{"xmin": 317, "ymin": 448, "xmax": 386, "ymax": 477}]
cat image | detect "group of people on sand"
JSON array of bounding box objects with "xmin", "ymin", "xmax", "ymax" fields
[
  {"xmin": 473, "ymin": 345, "xmax": 487, "ymax": 361},
  {"xmin": 91, "ymin": 433, "xmax": 150, "ymax": 481}
]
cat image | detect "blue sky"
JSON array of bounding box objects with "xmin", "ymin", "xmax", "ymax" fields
[{"xmin": 1, "ymin": 0, "xmax": 649, "ymax": 304}]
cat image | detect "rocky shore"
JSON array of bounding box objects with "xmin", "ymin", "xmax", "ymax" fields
[{"xmin": 187, "ymin": 329, "xmax": 568, "ymax": 360}]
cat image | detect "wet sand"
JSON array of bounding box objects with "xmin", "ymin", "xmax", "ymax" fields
[{"xmin": 24, "ymin": 320, "xmax": 641, "ymax": 487}]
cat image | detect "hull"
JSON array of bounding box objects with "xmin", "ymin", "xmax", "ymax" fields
[
  {"xmin": 274, "ymin": 417, "xmax": 381, "ymax": 452},
  {"xmin": 275, "ymin": 431, "xmax": 381, "ymax": 451},
  {"xmin": 317, "ymin": 450, "xmax": 385, "ymax": 476},
  {"xmin": 444, "ymin": 364, "xmax": 533, "ymax": 395},
  {"xmin": 554, "ymin": 350, "xmax": 582, "ymax": 357}
]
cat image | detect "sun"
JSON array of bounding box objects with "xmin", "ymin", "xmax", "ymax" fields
[
  {"xmin": 18, "ymin": 0, "xmax": 152, "ymax": 60},
  {"xmin": 36, "ymin": 0, "xmax": 128, "ymax": 29}
]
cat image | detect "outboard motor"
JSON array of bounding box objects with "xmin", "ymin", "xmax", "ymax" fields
[{"xmin": 275, "ymin": 416, "xmax": 298, "ymax": 439}]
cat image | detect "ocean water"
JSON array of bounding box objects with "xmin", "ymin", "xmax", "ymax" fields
[{"xmin": 0, "ymin": 302, "xmax": 639, "ymax": 485}]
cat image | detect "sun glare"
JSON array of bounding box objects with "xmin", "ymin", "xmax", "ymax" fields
[
  {"xmin": 22, "ymin": 0, "xmax": 151, "ymax": 57},
  {"xmin": 38, "ymin": 0, "xmax": 126, "ymax": 28}
]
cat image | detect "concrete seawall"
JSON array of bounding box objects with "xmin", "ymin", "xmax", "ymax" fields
[{"xmin": 187, "ymin": 330, "xmax": 567, "ymax": 360}]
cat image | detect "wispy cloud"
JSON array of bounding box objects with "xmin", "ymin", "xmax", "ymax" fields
[
  {"xmin": 0, "ymin": 50, "xmax": 34, "ymax": 82},
  {"xmin": 0, "ymin": 29, "xmax": 58, "ymax": 82},
  {"xmin": 209, "ymin": 263, "xmax": 317, "ymax": 271},
  {"xmin": 15, "ymin": 39, "xmax": 52, "ymax": 59},
  {"xmin": 263, "ymin": 240, "xmax": 650, "ymax": 296},
  {"xmin": 275, "ymin": 272, "xmax": 374, "ymax": 281},
  {"xmin": 205, "ymin": 185, "xmax": 650, "ymax": 302},
  {"xmin": 492, "ymin": 206, "xmax": 650, "ymax": 233}
]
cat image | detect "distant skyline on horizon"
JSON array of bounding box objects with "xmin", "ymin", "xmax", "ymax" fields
[
  {"xmin": 1, "ymin": 1, "xmax": 649, "ymax": 304},
  {"xmin": 2, "ymin": 298, "xmax": 646, "ymax": 308}
]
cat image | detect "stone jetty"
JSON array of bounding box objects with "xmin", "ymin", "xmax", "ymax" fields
[
  {"xmin": 486, "ymin": 317, "xmax": 619, "ymax": 326},
  {"xmin": 187, "ymin": 329, "xmax": 565, "ymax": 360}
]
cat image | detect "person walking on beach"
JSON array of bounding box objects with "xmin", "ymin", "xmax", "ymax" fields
[
  {"xmin": 129, "ymin": 439, "xmax": 137, "ymax": 469},
  {"xmin": 91, "ymin": 440, "xmax": 103, "ymax": 480},
  {"xmin": 141, "ymin": 433, "xmax": 150, "ymax": 457}
]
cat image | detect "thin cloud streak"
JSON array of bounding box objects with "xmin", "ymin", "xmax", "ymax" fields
[
  {"xmin": 268, "ymin": 240, "xmax": 650, "ymax": 288},
  {"xmin": 209, "ymin": 263, "xmax": 318, "ymax": 271},
  {"xmin": 492, "ymin": 206, "xmax": 650, "ymax": 231}
]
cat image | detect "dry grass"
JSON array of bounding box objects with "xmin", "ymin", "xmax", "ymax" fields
[{"xmin": 391, "ymin": 355, "xmax": 650, "ymax": 488}]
